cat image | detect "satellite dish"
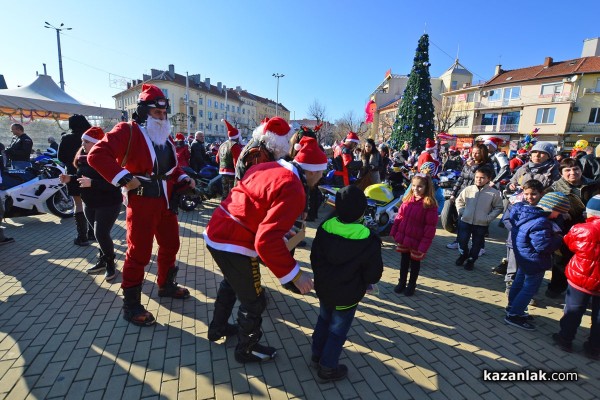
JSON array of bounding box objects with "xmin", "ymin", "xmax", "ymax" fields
[{"xmin": 570, "ymin": 75, "xmax": 579, "ymax": 82}]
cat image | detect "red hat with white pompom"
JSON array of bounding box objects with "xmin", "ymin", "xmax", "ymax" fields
[
  {"xmin": 484, "ymin": 137, "xmax": 503, "ymax": 149},
  {"xmin": 222, "ymin": 119, "xmax": 240, "ymax": 139},
  {"xmin": 345, "ymin": 131, "xmax": 360, "ymax": 144},
  {"xmin": 263, "ymin": 117, "xmax": 292, "ymax": 137},
  {"xmin": 81, "ymin": 127, "xmax": 105, "ymax": 144},
  {"xmin": 294, "ymin": 136, "xmax": 328, "ymax": 171},
  {"xmin": 425, "ymin": 138, "xmax": 435, "ymax": 150}
]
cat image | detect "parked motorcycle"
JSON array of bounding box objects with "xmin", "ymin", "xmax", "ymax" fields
[
  {"xmin": 178, "ymin": 165, "xmax": 223, "ymax": 211},
  {"xmin": 0, "ymin": 159, "xmax": 74, "ymax": 219},
  {"xmin": 438, "ymin": 169, "xmax": 460, "ymax": 199},
  {"xmin": 319, "ymin": 168, "xmax": 407, "ymax": 236}
]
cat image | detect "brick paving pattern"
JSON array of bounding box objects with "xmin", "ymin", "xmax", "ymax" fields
[{"xmin": 1, "ymin": 199, "xmax": 599, "ymax": 399}]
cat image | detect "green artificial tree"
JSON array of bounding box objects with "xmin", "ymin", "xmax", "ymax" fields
[{"xmin": 390, "ymin": 34, "xmax": 435, "ymax": 151}]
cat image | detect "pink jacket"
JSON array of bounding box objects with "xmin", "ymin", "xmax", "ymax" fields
[{"xmin": 390, "ymin": 197, "xmax": 438, "ymax": 254}]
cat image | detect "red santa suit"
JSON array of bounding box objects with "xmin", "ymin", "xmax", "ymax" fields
[
  {"xmin": 204, "ymin": 159, "xmax": 305, "ymax": 282},
  {"xmin": 88, "ymin": 121, "xmax": 189, "ymax": 289}
]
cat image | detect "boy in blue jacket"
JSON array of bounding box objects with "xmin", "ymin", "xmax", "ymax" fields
[
  {"xmin": 505, "ymin": 191, "xmax": 570, "ymax": 330},
  {"xmin": 310, "ymin": 185, "xmax": 383, "ymax": 383}
]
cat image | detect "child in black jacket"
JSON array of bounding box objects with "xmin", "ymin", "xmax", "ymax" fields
[{"xmin": 310, "ymin": 185, "xmax": 383, "ymax": 383}]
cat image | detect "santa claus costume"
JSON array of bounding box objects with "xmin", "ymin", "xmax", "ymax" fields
[
  {"xmin": 217, "ymin": 119, "xmax": 243, "ymax": 198},
  {"xmin": 204, "ymin": 136, "xmax": 327, "ymax": 363},
  {"xmin": 417, "ymin": 138, "xmax": 440, "ymax": 173},
  {"xmin": 333, "ymin": 131, "xmax": 362, "ymax": 186},
  {"xmin": 88, "ymin": 84, "xmax": 193, "ymax": 327}
]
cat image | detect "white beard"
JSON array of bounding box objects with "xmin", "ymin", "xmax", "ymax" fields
[
  {"xmin": 260, "ymin": 132, "xmax": 292, "ymax": 159},
  {"xmin": 146, "ymin": 116, "xmax": 171, "ymax": 146}
]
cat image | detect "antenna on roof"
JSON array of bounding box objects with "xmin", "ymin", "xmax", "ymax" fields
[
  {"xmin": 424, "ymin": 22, "xmax": 427, "ymax": 34},
  {"xmin": 456, "ymin": 44, "xmax": 460, "ymax": 62}
]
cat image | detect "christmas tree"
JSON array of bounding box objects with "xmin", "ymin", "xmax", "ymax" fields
[{"xmin": 390, "ymin": 34, "xmax": 435, "ymax": 151}]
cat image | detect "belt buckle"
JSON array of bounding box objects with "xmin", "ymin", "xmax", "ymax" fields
[{"xmin": 137, "ymin": 185, "xmax": 144, "ymax": 196}]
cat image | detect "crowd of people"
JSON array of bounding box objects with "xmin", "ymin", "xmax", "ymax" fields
[{"xmin": 2, "ymin": 88, "xmax": 600, "ymax": 382}]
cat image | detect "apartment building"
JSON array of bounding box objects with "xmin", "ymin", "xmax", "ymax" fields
[
  {"xmin": 113, "ymin": 64, "xmax": 289, "ymax": 141},
  {"xmin": 444, "ymin": 38, "xmax": 600, "ymax": 151}
]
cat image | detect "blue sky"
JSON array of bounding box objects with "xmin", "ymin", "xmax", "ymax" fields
[{"xmin": 2, "ymin": 0, "xmax": 599, "ymax": 122}]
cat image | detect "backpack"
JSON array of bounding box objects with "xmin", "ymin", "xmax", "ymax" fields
[{"xmin": 235, "ymin": 139, "xmax": 275, "ymax": 182}]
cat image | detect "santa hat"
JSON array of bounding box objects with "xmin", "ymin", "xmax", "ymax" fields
[
  {"xmin": 81, "ymin": 127, "xmax": 105, "ymax": 144},
  {"xmin": 484, "ymin": 137, "xmax": 503, "ymax": 149},
  {"xmin": 425, "ymin": 138, "xmax": 435, "ymax": 150},
  {"xmin": 175, "ymin": 133, "xmax": 185, "ymax": 141},
  {"xmin": 294, "ymin": 136, "xmax": 328, "ymax": 172},
  {"xmin": 517, "ymin": 148, "xmax": 528, "ymax": 155},
  {"xmin": 345, "ymin": 131, "xmax": 360, "ymax": 144},
  {"xmin": 222, "ymin": 119, "xmax": 240, "ymax": 140},
  {"xmin": 263, "ymin": 117, "xmax": 292, "ymax": 137},
  {"xmin": 138, "ymin": 84, "xmax": 168, "ymax": 108}
]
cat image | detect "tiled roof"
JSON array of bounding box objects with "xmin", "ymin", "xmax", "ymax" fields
[{"xmin": 485, "ymin": 56, "xmax": 600, "ymax": 87}]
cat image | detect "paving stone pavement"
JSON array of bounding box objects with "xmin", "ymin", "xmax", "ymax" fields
[{"xmin": 0, "ymin": 199, "xmax": 599, "ymax": 399}]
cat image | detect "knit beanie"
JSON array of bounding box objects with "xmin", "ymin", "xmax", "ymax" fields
[
  {"xmin": 530, "ymin": 141, "xmax": 556, "ymax": 158},
  {"xmin": 335, "ymin": 185, "xmax": 367, "ymax": 223},
  {"xmin": 586, "ymin": 195, "xmax": 600, "ymax": 217},
  {"xmin": 538, "ymin": 192, "xmax": 570, "ymax": 214}
]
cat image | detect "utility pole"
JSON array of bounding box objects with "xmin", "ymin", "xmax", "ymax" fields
[
  {"xmin": 44, "ymin": 22, "xmax": 71, "ymax": 91},
  {"xmin": 272, "ymin": 73, "xmax": 284, "ymax": 116}
]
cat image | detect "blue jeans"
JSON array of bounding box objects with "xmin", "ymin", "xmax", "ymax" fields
[
  {"xmin": 312, "ymin": 304, "xmax": 356, "ymax": 369},
  {"xmin": 507, "ymin": 268, "xmax": 545, "ymax": 316},
  {"xmin": 559, "ymin": 283, "xmax": 600, "ymax": 348},
  {"xmin": 457, "ymin": 220, "xmax": 487, "ymax": 260}
]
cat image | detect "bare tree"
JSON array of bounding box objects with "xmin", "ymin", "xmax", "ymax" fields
[
  {"xmin": 307, "ymin": 100, "xmax": 328, "ymax": 143},
  {"xmin": 435, "ymin": 97, "xmax": 468, "ymax": 134},
  {"xmin": 379, "ymin": 112, "xmax": 396, "ymax": 143}
]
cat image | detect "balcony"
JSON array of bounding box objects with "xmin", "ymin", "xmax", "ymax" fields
[
  {"xmin": 567, "ymin": 123, "xmax": 600, "ymax": 133},
  {"xmin": 472, "ymin": 124, "xmax": 519, "ymax": 133},
  {"xmin": 550, "ymin": 93, "xmax": 576, "ymax": 102}
]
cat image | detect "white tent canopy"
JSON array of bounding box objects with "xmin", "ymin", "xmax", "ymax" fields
[{"xmin": 0, "ymin": 74, "xmax": 121, "ymax": 120}]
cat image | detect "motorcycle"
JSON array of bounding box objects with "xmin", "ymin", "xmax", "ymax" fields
[
  {"xmin": 177, "ymin": 165, "xmax": 223, "ymax": 211},
  {"xmin": 319, "ymin": 168, "xmax": 407, "ymax": 236},
  {"xmin": 438, "ymin": 169, "xmax": 460, "ymax": 199},
  {"xmin": 0, "ymin": 159, "xmax": 74, "ymax": 219}
]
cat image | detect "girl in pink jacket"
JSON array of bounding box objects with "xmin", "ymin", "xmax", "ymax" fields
[{"xmin": 390, "ymin": 174, "xmax": 439, "ymax": 296}]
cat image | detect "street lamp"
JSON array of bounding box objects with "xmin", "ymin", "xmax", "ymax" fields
[
  {"xmin": 44, "ymin": 22, "xmax": 71, "ymax": 91},
  {"xmin": 272, "ymin": 73, "xmax": 284, "ymax": 116}
]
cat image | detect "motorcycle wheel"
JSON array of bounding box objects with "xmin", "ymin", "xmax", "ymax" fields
[
  {"xmin": 46, "ymin": 188, "xmax": 75, "ymax": 218},
  {"xmin": 179, "ymin": 195, "xmax": 200, "ymax": 211},
  {"xmin": 440, "ymin": 200, "xmax": 458, "ymax": 234}
]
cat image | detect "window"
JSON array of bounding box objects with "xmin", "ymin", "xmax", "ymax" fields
[
  {"xmin": 199, "ymin": 110, "xmax": 203, "ymax": 118},
  {"xmin": 161, "ymin": 89, "xmax": 169, "ymax": 100},
  {"xmin": 536, "ymin": 108, "xmax": 556, "ymax": 124},
  {"xmin": 481, "ymin": 113, "xmax": 499, "ymax": 126},
  {"xmin": 237, "ymin": 107, "xmax": 240, "ymax": 113},
  {"xmin": 207, "ymin": 123, "xmax": 212, "ymax": 131},
  {"xmin": 199, "ymin": 123, "xmax": 203, "ymax": 130},
  {"xmin": 215, "ymin": 113, "xmax": 218, "ymax": 120},
  {"xmin": 199, "ymin": 97, "xmax": 203, "ymax": 105},
  {"xmin": 214, "ymin": 101, "xmax": 219, "ymax": 109},
  {"xmin": 589, "ymin": 108, "xmax": 600, "ymax": 124},
  {"xmin": 242, "ymin": 109, "xmax": 245, "ymax": 115},
  {"xmin": 221, "ymin": 103, "xmax": 224, "ymax": 110},
  {"xmin": 467, "ymin": 93, "xmax": 475, "ymax": 102},
  {"xmin": 208, "ymin": 111, "xmax": 213, "ymax": 120},
  {"xmin": 488, "ymin": 90, "xmax": 501, "ymax": 101},
  {"xmin": 207, "ymin": 99, "xmax": 212, "ymax": 107},
  {"xmin": 503, "ymin": 86, "xmax": 521, "ymax": 100},
  {"xmin": 227, "ymin": 105, "xmax": 230, "ymax": 111},
  {"xmin": 451, "ymin": 80, "xmax": 458, "ymax": 90},
  {"xmin": 501, "ymin": 111, "xmax": 520, "ymax": 125},
  {"xmin": 540, "ymin": 83, "xmax": 563, "ymax": 96},
  {"xmin": 455, "ymin": 116, "xmax": 469, "ymax": 127}
]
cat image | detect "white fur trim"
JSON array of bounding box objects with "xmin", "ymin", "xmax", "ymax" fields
[
  {"xmin": 228, "ymin": 132, "xmax": 241, "ymax": 140},
  {"xmin": 203, "ymin": 229, "xmax": 258, "ymax": 258},
  {"xmin": 279, "ymin": 263, "xmax": 301, "ymax": 284},
  {"xmin": 294, "ymin": 143, "xmax": 302, "ymax": 151},
  {"xmin": 111, "ymin": 169, "xmax": 131, "ymax": 186},
  {"xmin": 346, "ymin": 139, "xmax": 360, "ymax": 144},
  {"xmin": 81, "ymin": 134, "xmax": 99, "ymax": 144},
  {"xmin": 297, "ymin": 162, "xmax": 327, "ymax": 172}
]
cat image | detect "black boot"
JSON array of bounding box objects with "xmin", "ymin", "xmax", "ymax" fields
[
  {"xmin": 104, "ymin": 254, "xmax": 117, "ymax": 281},
  {"xmin": 74, "ymin": 212, "xmax": 90, "ymax": 246},
  {"xmin": 122, "ymin": 286, "xmax": 155, "ymax": 326},
  {"xmin": 87, "ymin": 250, "xmax": 106, "ymax": 274},
  {"xmin": 318, "ymin": 364, "xmax": 348, "ymax": 383},
  {"xmin": 405, "ymin": 282, "xmax": 416, "ymax": 296},
  {"xmin": 87, "ymin": 225, "xmax": 96, "ymax": 242},
  {"xmin": 208, "ymin": 279, "xmax": 238, "ymax": 341},
  {"xmin": 158, "ymin": 267, "xmax": 190, "ymax": 299},
  {"xmin": 234, "ymin": 299, "xmax": 276, "ymax": 363}
]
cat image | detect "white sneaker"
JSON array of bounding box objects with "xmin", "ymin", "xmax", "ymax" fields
[
  {"xmin": 446, "ymin": 242, "xmax": 459, "ymax": 250},
  {"xmin": 479, "ymin": 248, "xmax": 486, "ymax": 257}
]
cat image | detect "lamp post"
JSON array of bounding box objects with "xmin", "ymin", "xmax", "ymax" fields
[
  {"xmin": 44, "ymin": 22, "xmax": 71, "ymax": 91},
  {"xmin": 272, "ymin": 73, "xmax": 284, "ymax": 116}
]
